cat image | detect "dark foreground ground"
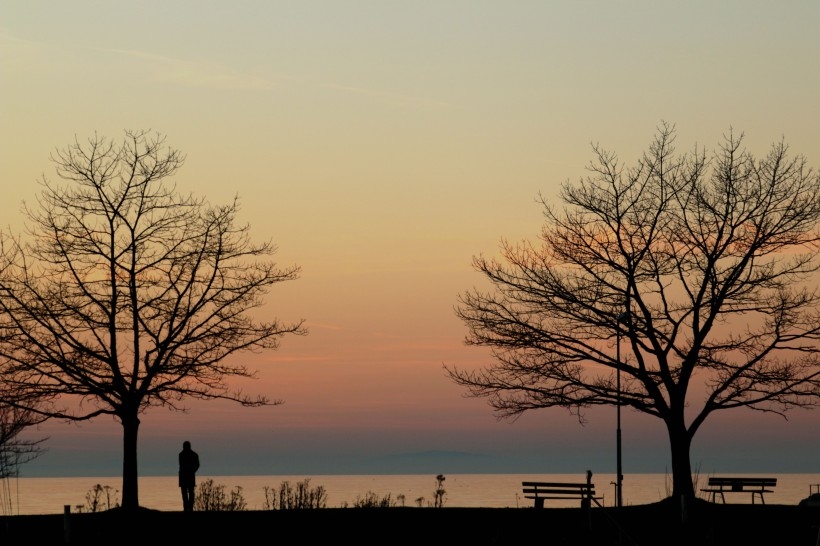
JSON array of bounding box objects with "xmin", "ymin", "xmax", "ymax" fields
[{"xmin": 3, "ymin": 498, "xmax": 820, "ymax": 546}]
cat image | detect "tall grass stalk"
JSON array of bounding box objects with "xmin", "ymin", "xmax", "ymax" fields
[
  {"xmin": 348, "ymin": 491, "xmax": 398, "ymax": 508},
  {"xmin": 263, "ymin": 479, "xmax": 327, "ymax": 510}
]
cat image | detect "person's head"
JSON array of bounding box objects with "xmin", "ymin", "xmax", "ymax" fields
[{"xmin": 183, "ymin": 441, "xmax": 191, "ymax": 450}]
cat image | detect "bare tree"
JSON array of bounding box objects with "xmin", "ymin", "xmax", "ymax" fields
[
  {"xmin": 0, "ymin": 404, "xmax": 46, "ymax": 478},
  {"xmin": 0, "ymin": 131, "xmax": 305, "ymax": 510},
  {"xmin": 0, "ymin": 390, "xmax": 47, "ymax": 514},
  {"xmin": 447, "ymin": 123, "xmax": 820, "ymax": 501}
]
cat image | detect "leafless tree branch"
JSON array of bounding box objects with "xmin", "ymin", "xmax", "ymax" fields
[
  {"xmin": 0, "ymin": 131, "xmax": 305, "ymax": 509},
  {"xmin": 447, "ymin": 122, "xmax": 820, "ymax": 498}
]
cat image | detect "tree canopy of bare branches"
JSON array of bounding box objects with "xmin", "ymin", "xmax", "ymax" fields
[
  {"xmin": 0, "ymin": 404, "xmax": 45, "ymax": 479},
  {"xmin": 0, "ymin": 130, "xmax": 305, "ymax": 510},
  {"xmin": 0, "ymin": 403, "xmax": 46, "ymax": 514},
  {"xmin": 447, "ymin": 123, "xmax": 820, "ymax": 499}
]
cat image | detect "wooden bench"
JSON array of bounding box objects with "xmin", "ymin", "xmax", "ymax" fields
[
  {"xmin": 700, "ymin": 477, "xmax": 777, "ymax": 504},
  {"xmin": 522, "ymin": 478, "xmax": 600, "ymax": 508}
]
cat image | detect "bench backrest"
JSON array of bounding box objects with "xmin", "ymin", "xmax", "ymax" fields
[
  {"xmin": 522, "ymin": 482, "xmax": 595, "ymax": 497},
  {"xmin": 707, "ymin": 477, "xmax": 776, "ymax": 490}
]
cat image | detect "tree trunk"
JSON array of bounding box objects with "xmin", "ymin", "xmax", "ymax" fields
[
  {"xmin": 666, "ymin": 418, "xmax": 695, "ymax": 499},
  {"xmin": 121, "ymin": 412, "xmax": 141, "ymax": 511}
]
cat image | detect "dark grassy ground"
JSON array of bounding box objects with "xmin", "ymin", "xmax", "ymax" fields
[{"xmin": 3, "ymin": 498, "xmax": 820, "ymax": 545}]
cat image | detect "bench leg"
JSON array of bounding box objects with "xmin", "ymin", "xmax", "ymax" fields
[
  {"xmin": 534, "ymin": 498, "xmax": 544, "ymax": 509},
  {"xmin": 707, "ymin": 491, "xmax": 725, "ymax": 504}
]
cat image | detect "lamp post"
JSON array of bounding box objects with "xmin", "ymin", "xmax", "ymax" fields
[{"xmin": 615, "ymin": 310, "xmax": 629, "ymax": 509}]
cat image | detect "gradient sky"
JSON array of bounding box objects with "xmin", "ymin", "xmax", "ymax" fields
[{"xmin": 3, "ymin": 1, "xmax": 820, "ymax": 478}]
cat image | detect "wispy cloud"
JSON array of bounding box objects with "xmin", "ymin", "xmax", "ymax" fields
[
  {"xmin": 0, "ymin": 30, "xmax": 50, "ymax": 69},
  {"xmin": 0, "ymin": 30, "xmax": 282, "ymax": 91},
  {"xmin": 323, "ymin": 82, "xmax": 452, "ymax": 110},
  {"xmin": 303, "ymin": 321, "xmax": 343, "ymax": 331},
  {"xmin": 0, "ymin": 30, "xmax": 34, "ymax": 49},
  {"xmin": 103, "ymin": 47, "xmax": 282, "ymax": 91},
  {"xmin": 0, "ymin": 29, "xmax": 451, "ymax": 108}
]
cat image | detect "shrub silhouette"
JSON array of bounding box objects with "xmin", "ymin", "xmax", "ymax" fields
[
  {"xmin": 194, "ymin": 479, "xmax": 247, "ymax": 511},
  {"xmin": 263, "ymin": 479, "xmax": 327, "ymax": 510}
]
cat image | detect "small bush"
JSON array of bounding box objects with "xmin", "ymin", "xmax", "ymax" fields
[
  {"xmin": 194, "ymin": 479, "xmax": 247, "ymax": 511},
  {"xmin": 263, "ymin": 478, "xmax": 327, "ymax": 510},
  {"xmin": 349, "ymin": 491, "xmax": 398, "ymax": 508},
  {"xmin": 81, "ymin": 484, "xmax": 120, "ymax": 513}
]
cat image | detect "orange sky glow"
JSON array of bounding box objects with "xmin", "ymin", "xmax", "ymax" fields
[{"xmin": 3, "ymin": 1, "xmax": 820, "ymax": 478}]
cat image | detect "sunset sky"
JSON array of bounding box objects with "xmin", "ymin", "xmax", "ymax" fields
[{"xmin": 3, "ymin": 1, "xmax": 820, "ymax": 479}]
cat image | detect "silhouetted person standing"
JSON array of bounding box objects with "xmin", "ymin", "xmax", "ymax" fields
[{"xmin": 179, "ymin": 441, "xmax": 200, "ymax": 512}]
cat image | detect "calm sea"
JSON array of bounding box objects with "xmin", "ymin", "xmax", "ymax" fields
[{"xmin": 4, "ymin": 473, "xmax": 820, "ymax": 515}]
